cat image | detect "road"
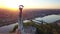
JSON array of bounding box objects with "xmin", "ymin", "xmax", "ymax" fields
[{"xmin": 0, "ymin": 23, "xmax": 18, "ymax": 33}]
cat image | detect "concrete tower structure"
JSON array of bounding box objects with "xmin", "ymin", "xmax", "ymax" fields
[{"xmin": 18, "ymin": 5, "xmax": 25, "ymax": 34}]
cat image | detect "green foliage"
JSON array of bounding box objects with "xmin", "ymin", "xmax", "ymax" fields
[
  {"xmin": 10, "ymin": 20, "xmax": 60, "ymax": 34},
  {"xmin": 35, "ymin": 23, "xmax": 60, "ymax": 34}
]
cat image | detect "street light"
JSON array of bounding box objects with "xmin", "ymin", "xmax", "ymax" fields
[{"xmin": 18, "ymin": 5, "xmax": 25, "ymax": 34}]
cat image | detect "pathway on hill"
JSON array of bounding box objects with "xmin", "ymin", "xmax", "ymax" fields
[{"xmin": 0, "ymin": 23, "xmax": 17, "ymax": 33}]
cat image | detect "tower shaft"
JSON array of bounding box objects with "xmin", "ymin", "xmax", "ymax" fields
[{"xmin": 18, "ymin": 7, "xmax": 25, "ymax": 34}]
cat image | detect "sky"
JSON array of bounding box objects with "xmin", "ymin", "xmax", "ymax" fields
[{"xmin": 0, "ymin": 0, "xmax": 60, "ymax": 9}]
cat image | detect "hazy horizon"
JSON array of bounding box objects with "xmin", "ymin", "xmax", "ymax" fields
[{"xmin": 0, "ymin": 0, "xmax": 60, "ymax": 10}]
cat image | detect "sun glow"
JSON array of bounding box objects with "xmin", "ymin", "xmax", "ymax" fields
[
  {"xmin": 0, "ymin": 0, "xmax": 36, "ymax": 9},
  {"xmin": 0, "ymin": 0, "xmax": 60, "ymax": 9}
]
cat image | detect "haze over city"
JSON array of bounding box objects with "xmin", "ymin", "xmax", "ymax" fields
[{"xmin": 0, "ymin": 0, "xmax": 60, "ymax": 25}]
